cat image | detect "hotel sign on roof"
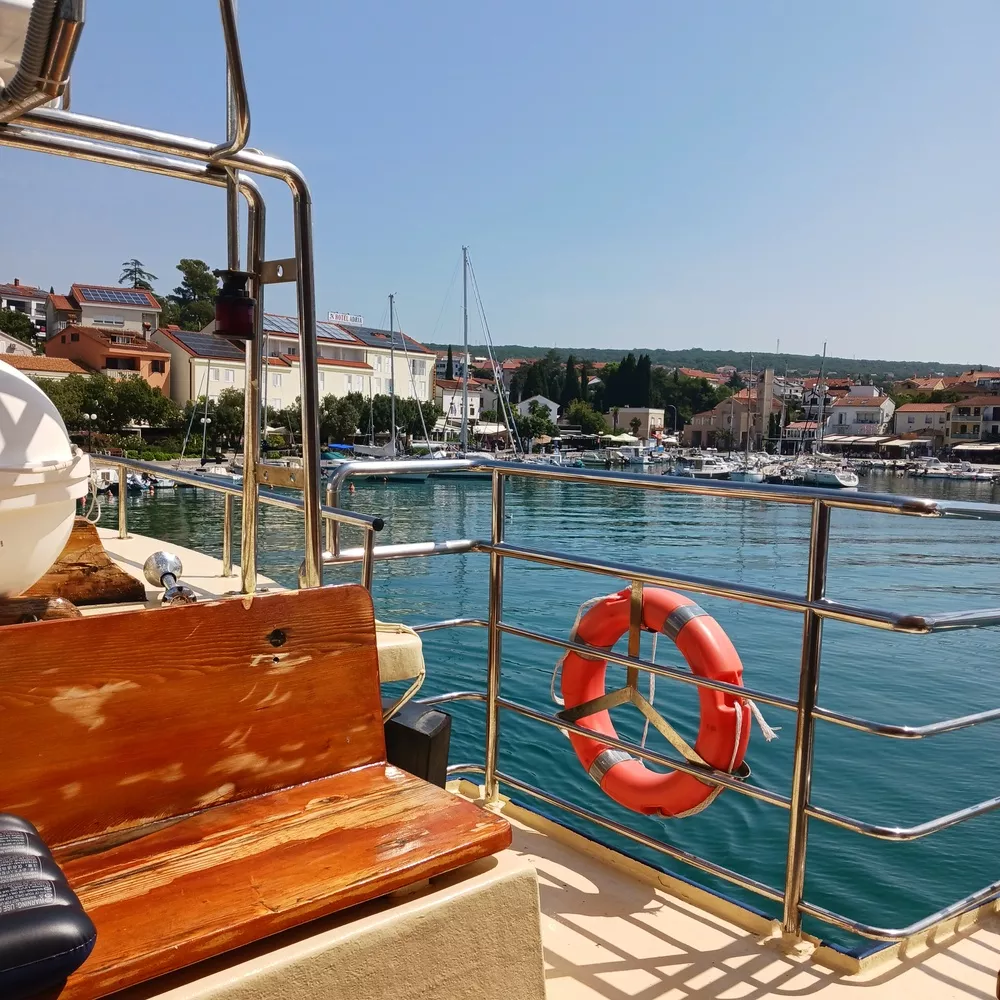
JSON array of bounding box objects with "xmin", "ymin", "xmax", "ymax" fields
[{"xmin": 328, "ymin": 312, "xmax": 364, "ymax": 326}]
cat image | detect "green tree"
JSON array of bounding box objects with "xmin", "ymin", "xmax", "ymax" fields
[
  {"xmin": 565, "ymin": 399, "xmax": 608, "ymax": 436},
  {"xmin": 167, "ymin": 259, "xmax": 219, "ymax": 331},
  {"xmin": 727, "ymin": 371, "xmax": 746, "ymax": 390},
  {"xmin": 445, "ymin": 345, "xmax": 454, "ymax": 380},
  {"xmin": 629, "ymin": 416, "xmax": 642, "ymax": 437},
  {"xmin": 526, "ymin": 400, "xmax": 558, "ymax": 438},
  {"xmin": 320, "ymin": 394, "xmax": 362, "ymax": 442},
  {"xmin": 119, "ymin": 258, "xmax": 158, "ymax": 291},
  {"xmin": 0, "ymin": 308, "xmax": 37, "ymax": 348},
  {"xmin": 561, "ymin": 355, "xmax": 580, "ymax": 407}
]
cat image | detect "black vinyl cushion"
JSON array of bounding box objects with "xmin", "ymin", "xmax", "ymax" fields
[{"xmin": 0, "ymin": 814, "xmax": 96, "ymax": 999}]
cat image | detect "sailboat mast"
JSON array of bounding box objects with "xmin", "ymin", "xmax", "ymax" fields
[
  {"xmin": 389, "ymin": 293, "xmax": 396, "ymax": 459},
  {"xmin": 815, "ymin": 341, "xmax": 828, "ymax": 454},
  {"xmin": 746, "ymin": 353, "xmax": 754, "ymax": 460},
  {"xmin": 461, "ymin": 246, "xmax": 469, "ymax": 453}
]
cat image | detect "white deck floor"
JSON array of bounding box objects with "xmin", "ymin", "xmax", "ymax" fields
[{"xmin": 96, "ymin": 530, "xmax": 998, "ymax": 999}]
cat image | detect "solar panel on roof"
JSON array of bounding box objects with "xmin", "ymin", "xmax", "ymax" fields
[
  {"xmin": 78, "ymin": 287, "xmax": 151, "ymax": 307},
  {"xmin": 263, "ymin": 315, "xmax": 356, "ymax": 343},
  {"xmin": 173, "ymin": 331, "xmax": 245, "ymax": 360}
]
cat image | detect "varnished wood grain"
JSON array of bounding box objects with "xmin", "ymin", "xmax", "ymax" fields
[
  {"xmin": 0, "ymin": 595, "xmax": 82, "ymax": 624},
  {"xmin": 55, "ymin": 764, "xmax": 511, "ymax": 1000},
  {"xmin": 23, "ymin": 517, "xmax": 146, "ymax": 604},
  {"xmin": 0, "ymin": 584, "xmax": 384, "ymax": 847}
]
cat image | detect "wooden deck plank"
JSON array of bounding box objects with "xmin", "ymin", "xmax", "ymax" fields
[{"xmin": 58, "ymin": 765, "xmax": 511, "ymax": 999}]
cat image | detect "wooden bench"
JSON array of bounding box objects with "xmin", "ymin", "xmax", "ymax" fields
[{"xmin": 0, "ymin": 584, "xmax": 510, "ymax": 999}]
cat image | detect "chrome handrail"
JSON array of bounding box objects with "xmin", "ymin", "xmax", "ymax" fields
[{"xmin": 321, "ymin": 457, "xmax": 999, "ymax": 945}]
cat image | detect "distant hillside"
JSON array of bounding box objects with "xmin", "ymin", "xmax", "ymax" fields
[{"xmin": 422, "ymin": 344, "xmax": 993, "ymax": 380}]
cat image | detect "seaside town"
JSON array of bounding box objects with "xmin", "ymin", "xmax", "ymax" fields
[{"xmin": 1, "ymin": 265, "xmax": 997, "ymax": 486}]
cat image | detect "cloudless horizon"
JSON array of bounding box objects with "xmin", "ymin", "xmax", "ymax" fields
[{"xmin": 0, "ymin": 1, "xmax": 997, "ymax": 364}]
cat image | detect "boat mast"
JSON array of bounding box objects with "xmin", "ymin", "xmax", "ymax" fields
[
  {"xmin": 389, "ymin": 293, "xmax": 396, "ymax": 459},
  {"xmin": 815, "ymin": 341, "xmax": 828, "ymax": 455},
  {"xmin": 746, "ymin": 353, "xmax": 754, "ymax": 462},
  {"xmin": 461, "ymin": 246, "xmax": 469, "ymax": 453}
]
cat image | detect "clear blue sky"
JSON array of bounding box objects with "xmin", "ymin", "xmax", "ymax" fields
[{"xmin": 1, "ymin": 1, "xmax": 997, "ymax": 364}]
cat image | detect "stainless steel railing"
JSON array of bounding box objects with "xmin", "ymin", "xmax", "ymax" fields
[
  {"xmin": 320, "ymin": 457, "xmax": 1000, "ymax": 944},
  {"xmin": 94, "ymin": 457, "xmax": 383, "ymax": 590}
]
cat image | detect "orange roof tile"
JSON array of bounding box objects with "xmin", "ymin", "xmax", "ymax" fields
[{"xmin": 1, "ymin": 355, "xmax": 86, "ymax": 374}]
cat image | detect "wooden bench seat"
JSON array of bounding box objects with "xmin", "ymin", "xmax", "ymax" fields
[{"xmin": 0, "ymin": 584, "xmax": 509, "ymax": 999}]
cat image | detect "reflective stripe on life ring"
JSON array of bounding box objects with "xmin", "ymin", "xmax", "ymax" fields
[{"xmin": 560, "ymin": 587, "xmax": 750, "ymax": 818}]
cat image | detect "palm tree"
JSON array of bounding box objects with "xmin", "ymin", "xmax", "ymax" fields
[
  {"xmin": 119, "ymin": 259, "xmax": 158, "ymax": 291},
  {"xmin": 629, "ymin": 416, "xmax": 641, "ymax": 437}
]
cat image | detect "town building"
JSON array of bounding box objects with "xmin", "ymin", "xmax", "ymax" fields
[
  {"xmin": 433, "ymin": 351, "xmax": 472, "ymax": 381},
  {"xmin": 0, "ymin": 355, "xmax": 86, "ymax": 380},
  {"xmin": 948, "ymin": 397, "xmax": 1000, "ymax": 445},
  {"xmin": 0, "ymin": 329, "xmax": 33, "ymax": 355},
  {"xmin": 610, "ymin": 407, "xmax": 665, "ymax": 441},
  {"xmin": 782, "ymin": 420, "xmax": 818, "ymax": 450},
  {"xmin": 46, "ymin": 324, "xmax": 170, "ymax": 393},
  {"xmin": 822, "ymin": 386, "xmax": 895, "ymax": 439},
  {"xmin": 435, "ymin": 378, "xmax": 484, "ymax": 426},
  {"xmin": 682, "ymin": 390, "xmax": 781, "ymax": 449},
  {"xmin": 46, "ymin": 284, "xmax": 161, "ymax": 337},
  {"xmin": 517, "ymin": 395, "xmax": 560, "ymax": 424},
  {"xmin": 893, "ymin": 402, "xmax": 952, "ymax": 449},
  {"xmin": 152, "ymin": 328, "xmax": 248, "ymax": 406},
  {"xmin": 802, "ymin": 379, "xmax": 853, "ymax": 420},
  {"xmin": 0, "ymin": 279, "xmax": 48, "ymax": 336},
  {"xmin": 676, "ymin": 367, "xmax": 723, "ymax": 386}
]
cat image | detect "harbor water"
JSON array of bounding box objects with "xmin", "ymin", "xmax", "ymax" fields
[{"xmin": 104, "ymin": 472, "xmax": 1000, "ymax": 949}]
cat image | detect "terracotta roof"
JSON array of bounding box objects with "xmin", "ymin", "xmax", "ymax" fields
[
  {"xmin": 68, "ymin": 284, "xmax": 160, "ymax": 310},
  {"xmin": 952, "ymin": 396, "xmax": 1000, "ymax": 408},
  {"xmin": 436, "ymin": 378, "xmax": 485, "ymax": 391},
  {"xmin": 896, "ymin": 402, "xmax": 953, "ymax": 412},
  {"xmin": 265, "ymin": 356, "xmax": 290, "ymax": 367},
  {"xmin": 51, "ymin": 326, "xmax": 169, "ymax": 356},
  {"xmin": 830, "ymin": 395, "xmax": 889, "ymax": 407},
  {"xmin": 1, "ymin": 355, "xmax": 86, "ymax": 374},
  {"xmin": 280, "ymin": 354, "xmax": 373, "ymax": 371},
  {"xmin": 48, "ymin": 294, "xmax": 75, "ymax": 312},
  {"xmin": 0, "ymin": 282, "xmax": 46, "ymax": 301},
  {"xmin": 786, "ymin": 421, "xmax": 817, "ymax": 429},
  {"xmin": 678, "ymin": 368, "xmax": 721, "ymax": 381}
]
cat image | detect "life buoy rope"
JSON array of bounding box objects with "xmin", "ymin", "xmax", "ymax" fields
[{"xmin": 557, "ymin": 586, "xmax": 753, "ymax": 818}]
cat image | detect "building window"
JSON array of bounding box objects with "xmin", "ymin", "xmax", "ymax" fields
[
  {"xmin": 92, "ymin": 314, "xmax": 125, "ymax": 327},
  {"xmin": 346, "ymin": 374, "xmax": 353, "ymax": 391},
  {"xmin": 224, "ymin": 369, "xmax": 234, "ymax": 383},
  {"xmin": 70, "ymin": 332, "xmax": 79, "ymax": 342},
  {"xmin": 271, "ymin": 397, "xmax": 282, "ymax": 410},
  {"xmin": 319, "ymin": 372, "xmax": 326, "ymax": 389},
  {"xmin": 151, "ymin": 360, "xmax": 166, "ymax": 374},
  {"xmin": 374, "ymin": 378, "xmax": 381, "ymax": 393},
  {"xmin": 60, "ymin": 335, "xmax": 66, "ymax": 343},
  {"xmin": 272, "ymin": 372, "xmax": 282, "ymax": 388},
  {"xmin": 376, "ymin": 356, "xmax": 383, "ymax": 372},
  {"xmin": 907, "ymin": 415, "xmax": 914, "ymax": 424}
]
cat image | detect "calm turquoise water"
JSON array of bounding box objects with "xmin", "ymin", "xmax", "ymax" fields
[{"xmin": 105, "ymin": 472, "xmax": 1000, "ymax": 949}]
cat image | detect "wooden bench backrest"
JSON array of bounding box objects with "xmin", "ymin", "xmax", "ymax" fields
[{"xmin": 0, "ymin": 584, "xmax": 383, "ymax": 847}]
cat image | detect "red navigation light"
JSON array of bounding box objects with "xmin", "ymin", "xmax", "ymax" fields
[{"xmin": 213, "ymin": 270, "xmax": 255, "ymax": 341}]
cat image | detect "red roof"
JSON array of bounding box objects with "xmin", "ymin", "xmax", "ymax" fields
[
  {"xmin": 1, "ymin": 355, "xmax": 86, "ymax": 374},
  {"xmin": 896, "ymin": 402, "xmax": 953, "ymax": 412},
  {"xmin": 48, "ymin": 294, "xmax": 75, "ymax": 312},
  {"xmin": 265, "ymin": 356, "xmax": 290, "ymax": 367},
  {"xmin": 315, "ymin": 356, "xmax": 372, "ymax": 370},
  {"xmin": 436, "ymin": 378, "xmax": 485, "ymax": 391},
  {"xmin": 786, "ymin": 420, "xmax": 817, "ymax": 429},
  {"xmin": 830, "ymin": 395, "xmax": 889, "ymax": 407},
  {"xmin": 49, "ymin": 326, "xmax": 169, "ymax": 356},
  {"xmin": 952, "ymin": 396, "xmax": 1000, "ymax": 408},
  {"xmin": 0, "ymin": 282, "xmax": 46, "ymax": 301},
  {"xmin": 679, "ymin": 367, "xmax": 721, "ymax": 381},
  {"xmin": 68, "ymin": 284, "xmax": 160, "ymax": 310}
]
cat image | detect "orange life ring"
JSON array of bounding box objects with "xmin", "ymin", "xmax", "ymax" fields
[{"xmin": 560, "ymin": 586, "xmax": 750, "ymax": 817}]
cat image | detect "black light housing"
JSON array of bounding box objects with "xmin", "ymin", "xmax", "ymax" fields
[{"xmin": 213, "ymin": 269, "xmax": 256, "ymax": 341}]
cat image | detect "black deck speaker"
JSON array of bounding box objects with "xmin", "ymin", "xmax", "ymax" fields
[{"xmin": 381, "ymin": 699, "xmax": 452, "ymax": 787}]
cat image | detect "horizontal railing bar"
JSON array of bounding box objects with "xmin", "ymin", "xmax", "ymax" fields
[
  {"xmin": 497, "ymin": 621, "xmax": 798, "ymax": 714},
  {"xmin": 485, "ymin": 541, "xmax": 999, "ymax": 634},
  {"xmin": 806, "ymin": 793, "xmax": 1000, "ymax": 842},
  {"xmin": 413, "ymin": 619, "xmax": 489, "ymax": 633},
  {"xmin": 95, "ymin": 456, "xmax": 382, "ymax": 531},
  {"xmin": 447, "ymin": 763, "xmax": 486, "ymax": 776},
  {"xmin": 323, "ymin": 539, "xmax": 477, "ymax": 564},
  {"xmin": 799, "ymin": 880, "xmax": 1000, "ymax": 941},
  {"xmin": 496, "ymin": 696, "xmax": 791, "ymax": 809},
  {"xmin": 497, "ymin": 621, "xmax": 1000, "ymax": 739},
  {"xmin": 812, "ymin": 703, "xmax": 1000, "ymax": 739},
  {"xmin": 415, "ymin": 691, "xmax": 487, "ymax": 706},
  {"xmin": 496, "ymin": 770, "xmax": 785, "ymax": 904}
]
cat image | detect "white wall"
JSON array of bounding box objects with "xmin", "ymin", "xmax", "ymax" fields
[{"xmin": 79, "ymin": 303, "xmax": 158, "ymax": 334}]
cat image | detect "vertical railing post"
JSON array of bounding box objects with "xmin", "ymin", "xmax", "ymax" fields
[
  {"xmin": 782, "ymin": 499, "xmax": 832, "ymax": 938},
  {"xmin": 326, "ymin": 480, "xmax": 336, "ymax": 554},
  {"xmin": 222, "ymin": 493, "xmax": 233, "ymax": 576},
  {"xmin": 117, "ymin": 463, "xmax": 128, "ymax": 539},
  {"xmin": 361, "ymin": 525, "xmax": 375, "ymax": 592},
  {"xmin": 239, "ymin": 180, "xmax": 264, "ymax": 594},
  {"xmin": 483, "ymin": 469, "xmax": 506, "ymax": 804}
]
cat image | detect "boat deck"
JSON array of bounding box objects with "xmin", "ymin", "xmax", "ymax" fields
[
  {"xmin": 504, "ymin": 805, "xmax": 999, "ymax": 999},
  {"xmin": 94, "ymin": 530, "xmax": 998, "ymax": 999}
]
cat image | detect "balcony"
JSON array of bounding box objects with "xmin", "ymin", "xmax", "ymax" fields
[
  {"xmin": 102, "ymin": 367, "xmax": 140, "ymax": 380},
  {"xmin": 949, "ymin": 432, "xmax": 981, "ymax": 441}
]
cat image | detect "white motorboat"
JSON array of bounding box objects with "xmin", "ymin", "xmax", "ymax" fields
[
  {"xmin": 675, "ymin": 454, "xmax": 733, "ymax": 479},
  {"xmin": 802, "ymin": 465, "xmax": 859, "ymax": 489}
]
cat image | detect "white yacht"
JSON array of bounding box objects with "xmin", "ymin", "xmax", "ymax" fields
[
  {"xmin": 675, "ymin": 453, "xmax": 733, "ymax": 479},
  {"xmin": 802, "ymin": 465, "xmax": 860, "ymax": 488}
]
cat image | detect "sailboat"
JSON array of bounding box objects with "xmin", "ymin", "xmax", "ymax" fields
[
  {"xmin": 730, "ymin": 357, "xmax": 765, "ymax": 483},
  {"xmin": 360, "ymin": 293, "xmax": 428, "ymax": 483}
]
